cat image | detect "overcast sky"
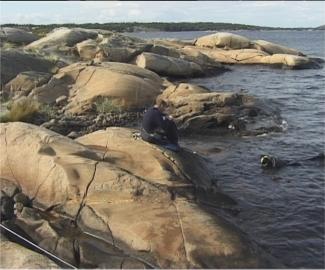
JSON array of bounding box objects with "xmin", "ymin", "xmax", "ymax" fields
[{"xmin": 1, "ymin": 1, "xmax": 324, "ymax": 28}]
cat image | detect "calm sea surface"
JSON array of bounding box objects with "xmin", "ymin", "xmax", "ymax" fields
[{"xmin": 127, "ymin": 30, "xmax": 325, "ymax": 268}]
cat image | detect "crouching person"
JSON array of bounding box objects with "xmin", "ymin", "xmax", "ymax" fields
[{"xmin": 141, "ymin": 99, "xmax": 181, "ymax": 152}]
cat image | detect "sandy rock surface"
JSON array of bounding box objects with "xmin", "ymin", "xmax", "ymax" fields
[
  {"xmin": 0, "ymin": 122, "xmax": 280, "ymax": 268},
  {"xmin": 29, "ymin": 61, "xmax": 163, "ymax": 114}
]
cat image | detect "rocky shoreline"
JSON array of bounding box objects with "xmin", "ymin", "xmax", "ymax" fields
[{"xmin": 1, "ymin": 26, "xmax": 323, "ymax": 268}]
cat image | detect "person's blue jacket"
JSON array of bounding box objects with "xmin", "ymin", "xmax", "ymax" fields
[
  {"xmin": 142, "ymin": 106, "xmax": 179, "ymax": 146},
  {"xmin": 142, "ymin": 106, "xmax": 168, "ymax": 134}
]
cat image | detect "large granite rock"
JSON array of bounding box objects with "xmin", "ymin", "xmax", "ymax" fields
[
  {"xmin": 0, "ymin": 122, "xmax": 280, "ymax": 268},
  {"xmin": 29, "ymin": 61, "xmax": 163, "ymax": 114},
  {"xmin": 191, "ymin": 32, "xmax": 320, "ymax": 69},
  {"xmin": 157, "ymin": 83, "xmax": 283, "ymax": 135},
  {"xmin": 0, "ymin": 27, "xmax": 38, "ymax": 45},
  {"xmin": 23, "ymin": 28, "xmax": 99, "ymax": 65},
  {"xmin": 185, "ymin": 46, "xmax": 319, "ymax": 69},
  {"xmin": 252, "ymin": 39, "xmax": 304, "ymax": 56},
  {"xmin": 136, "ymin": 52, "xmax": 204, "ymax": 77},
  {"xmin": 96, "ymin": 34, "xmax": 151, "ymax": 63},
  {"xmin": 195, "ymin": 32, "xmax": 252, "ymax": 50},
  {"xmin": 4, "ymin": 71, "xmax": 51, "ymax": 99},
  {"xmin": 75, "ymin": 32, "xmax": 151, "ymax": 63},
  {"xmin": 0, "ymin": 50, "xmax": 55, "ymax": 85},
  {"xmin": 25, "ymin": 27, "xmax": 98, "ymax": 50},
  {"xmin": 149, "ymin": 44, "xmax": 226, "ymax": 73},
  {"xmin": 75, "ymin": 39, "xmax": 98, "ymax": 60}
]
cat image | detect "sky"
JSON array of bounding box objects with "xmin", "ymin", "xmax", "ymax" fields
[{"xmin": 1, "ymin": 1, "xmax": 324, "ymax": 28}]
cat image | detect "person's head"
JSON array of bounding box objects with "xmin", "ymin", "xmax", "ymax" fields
[
  {"xmin": 155, "ymin": 99, "xmax": 168, "ymax": 112},
  {"xmin": 260, "ymin": 155, "xmax": 275, "ymax": 168}
]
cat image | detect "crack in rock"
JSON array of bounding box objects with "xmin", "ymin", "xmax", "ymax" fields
[
  {"xmin": 172, "ymin": 201, "xmax": 190, "ymax": 267},
  {"xmin": 74, "ymin": 161, "xmax": 99, "ymax": 223},
  {"xmin": 82, "ymin": 68, "xmax": 96, "ymax": 88},
  {"xmin": 85, "ymin": 204, "xmax": 115, "ymax": 245}
]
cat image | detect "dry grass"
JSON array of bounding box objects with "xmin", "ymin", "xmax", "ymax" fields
[
  {"xmin": 95, "ymin": 96, "xmax": 120, "ymax": 113},
  {"xmin": 0, "ymin": 97, "xmax": 40, "ymax": 122}
]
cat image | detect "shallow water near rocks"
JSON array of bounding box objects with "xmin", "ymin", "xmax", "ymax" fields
[{"xmin": 127, "ymin": 30, "xmax": 325, "ymax": 268}]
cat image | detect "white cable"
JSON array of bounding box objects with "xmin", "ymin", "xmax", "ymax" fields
[{"xmin": 0, "ymin": 223, "xmax": 77, "ymax": 269}]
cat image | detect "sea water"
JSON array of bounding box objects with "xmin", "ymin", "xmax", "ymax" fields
[{"xmin": 127, "ymin": 30, "xmax": 325, "ymax": 268}]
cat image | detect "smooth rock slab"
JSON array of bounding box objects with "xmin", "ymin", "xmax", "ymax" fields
[
  {"xmin": 0, "ymin": 27, "xmax": 38, "ymax": 45},
  {"xmin": 195, "ymin": 32, "xmax": 252, "ymax": 50},
  {"xmin": 4, "ymin": 71, "xmax": 51, "ymax": 98},
  {"xmin": 0, "ymin": 122, "xmax": 280, "ymax": 268},
  {"xmin": 25, "ymin": 27, "xmax": 98, "ymax": 49},
  {"xmin": 0, "ymin": 50, "xmax": 55, "ymax": 84},
  {"xmin": 29, "ymin": 61, "xmax": 163, "ymax": 113},
  {"xmin": 136, "ymin": 52, "xmax": 204, "ymax": 77}
]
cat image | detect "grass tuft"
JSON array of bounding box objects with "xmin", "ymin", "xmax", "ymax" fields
[{"xmin": 95, "ymin": 96, "xmax": 121, "ymax": 113}]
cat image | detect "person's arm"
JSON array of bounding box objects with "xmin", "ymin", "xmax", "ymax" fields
[{"xmin": 155, "ymin": 110, "xmax": 169, "ymax": 132}]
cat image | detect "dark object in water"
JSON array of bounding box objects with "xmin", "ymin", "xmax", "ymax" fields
[{"xmin": 260, "ymin": 152, "xmax": 325, "ymax": 169}]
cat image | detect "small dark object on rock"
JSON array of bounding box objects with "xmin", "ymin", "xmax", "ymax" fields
[
  {"xmin": 13, "ymin": 192, "xmax": 30, "ymax": 207},
  {"xmin": 67, "ymin": 131, "xmax": 79, "ymax": 139},
  {"xmin": 1, "ymin": 194, "xmax": 15, "ymax": 221},
  {"xmin": 55, "ymin": 95, "xmax": 68, "ymax": 105}
]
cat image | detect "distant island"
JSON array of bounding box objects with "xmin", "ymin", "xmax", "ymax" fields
[{"xmin": 1, "ymin": 22, "xmax": 323, "ymax": 37}]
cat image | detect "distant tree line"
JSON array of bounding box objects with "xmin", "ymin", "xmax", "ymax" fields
[{"xmin": 1, "ymin": 22, "xmax": 314, "ymax": 37}]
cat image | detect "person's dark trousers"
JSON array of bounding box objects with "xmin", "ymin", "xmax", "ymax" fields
[
  {"xmin": 140, "ymin": 129, "xmax": 168, "ymax": 145},
  {"xmin": 141, "ymin": 125, "xmax": 180, "ymax": 152},
  {"xmin": 164, "ymin": 119, "xmax": 179, "ymax": 145}
]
